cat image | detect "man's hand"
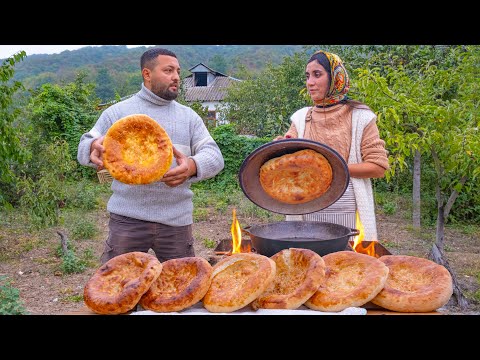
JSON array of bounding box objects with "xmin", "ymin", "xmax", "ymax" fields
[
  {"xmin": 90, "ymin": 136, "xmax": 105, "ymax": 170},
  {"xmin": 161, "ymin": 146, "xmax": 197, "ymax": 187}
]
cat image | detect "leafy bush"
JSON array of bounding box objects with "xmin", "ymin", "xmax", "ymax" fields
[
  {"xmin": 17, "ymin": 140, "xmax": 76, "ymax": 229},
  {"xmin": 69, "ymin": 218, "xmax": 97, "ymax": 240},
  {"xmin": 193, "ymin": 124, "xmax": 270, "ymax": 192},
  {"xmin": 64, "ymin": 179, "xmax": 109, "ymax": 210},
  {"xmin": 0, "ymin": 276, "xmax": 27, "ymax": 315},
  {"xmin": 61, "ymin": 250, "xmax": 86, "ymax": 274}
]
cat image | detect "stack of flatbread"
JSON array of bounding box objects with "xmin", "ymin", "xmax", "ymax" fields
[{"xmin": 83, "ymin": 249, "xmax": 453, "ymax": 314}]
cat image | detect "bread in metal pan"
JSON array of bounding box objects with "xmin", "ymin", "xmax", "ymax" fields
[
  {"xmin": 371, "ymin": 255, "xmax": 453, "ymax": 313},
  {"xmin": 83, "ymin": 252, "xmax": 162, "ymax": 314},
  {"xmin": 251, "ymin": 248, "xmax": 326, "ymax": 310},
  {"xmin": 259, "ymin": 149, "xmax": 333, "ymax": 204},
  {"xmin": 103, "ymin": 114, "xmax": 173, "ymax": 184},
  {"xmin": 304, "ymin": 251, "xmax": 389, "ymax": 312},
  {"xmin": 139, "ymin": 257, "xmax": 213, "ymax": 312},
  {"xmin": 203, "ymin": 253, "xmax": 276, "ymax": 313}
]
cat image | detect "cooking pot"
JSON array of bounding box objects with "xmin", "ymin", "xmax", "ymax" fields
[
  {"xmin": 239, "ymin": 139, "xmax": 350, "ymax": 215},
  {"xmin": 242, "ymin": 221, "xmax": 359, "ymax": 257}
]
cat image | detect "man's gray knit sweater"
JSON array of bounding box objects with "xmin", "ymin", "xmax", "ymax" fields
[{"xmin": 77, "ymin": 84, "xmax": 224, "ymax": 226}]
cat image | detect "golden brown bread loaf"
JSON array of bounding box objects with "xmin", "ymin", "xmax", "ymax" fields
[
  {"xmin": 371, "ymin": 255, "xmax": 453, "ymax": 313},
  {"xmin": 203, "ymin": 253, "xmax": 276, "ymax": 313},
  {"xmin": 139, "ymin": 257, "xmax": 213, "ymax": 312},
  {"xmin": 84, "ymin": 252, "xmax": 163, "ymax": 314},
  {"xmin": 103, "ymin": 114, "xmax": 173, "ymax": 184},
  {"xmin": 259, "ymin": 149, "xmax": 333, "ymax": 204},
  {"xmin": 251, "ymin": 248, "xmax": 326, "ymax": 310},
  {"xmin": 304, "ymin": 251, "xmax": 389, "ymax": 312}
]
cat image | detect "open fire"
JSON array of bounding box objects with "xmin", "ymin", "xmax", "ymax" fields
[
  {"xmin": 351, "ymin": 211, "xmax": 377, "ymax": 257},
  {"xmin": 350, "ymin": 211, "xmax": 391, "ymax": 258},
  {"xmin": 214, "ymin": 209, "xmax": 390, "ymax": 257},
  {"xmin": 214, "ymin": 208, "xmax": 251, "ymax": 256}
]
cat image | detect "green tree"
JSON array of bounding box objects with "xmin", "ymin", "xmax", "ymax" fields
[
  {"xmin": 95, "ymin": 68, "xmax": 115, "ymax": 102},
  {"xmin": 28, "ymin": 71, "xmax": 100, "ymax": 172},
  {"xmin": 209, "ymin": 54, "xmax": 228, "ymax": 74},
  {"xmin": 220, "ymin": 51, "xmax": 310, "ymax": 137},
  {"xmin": 0, "ymin": 51, "xmax": 27, "ymax": 206},
  {"xmin": 355, "ymin": 45, "xmax": 479, "ymax": 308}
]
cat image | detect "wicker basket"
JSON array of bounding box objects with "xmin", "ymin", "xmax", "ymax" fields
[{"xmin": 97, "ymin": 169, "xmax": 114, "ymax": 184}]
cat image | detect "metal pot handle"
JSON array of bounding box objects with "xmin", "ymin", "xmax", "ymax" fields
[
  {"xmin": 348, "ymin": 228, "xmax": 360, "ymax": 237},
  {"xmin": 241, "ymin": 226, "xmax": 252, "ymax": 237}
]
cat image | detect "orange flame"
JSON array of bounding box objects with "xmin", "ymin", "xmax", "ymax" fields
[
  {"xmin": 231, "ymin": 208, "xmax": 242, "ymax": 254},
  {"xmin": 352, "ymin": 211, "xmax": 377, "ymax": 257}
]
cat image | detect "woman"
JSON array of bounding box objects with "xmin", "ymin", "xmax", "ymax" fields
[{"xmin": 274, "ymin": 50, "xmax": 389, "ymax": 241}]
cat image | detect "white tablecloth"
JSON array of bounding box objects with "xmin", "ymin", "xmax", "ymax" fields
[{"xmin": 130, "ymin": 302, "xmax": 367, "ymax": 315}]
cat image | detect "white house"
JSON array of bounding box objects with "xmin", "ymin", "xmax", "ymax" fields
[{"xmin": 182, "ymin": 63, "xmax": 241, "ymax": 125}]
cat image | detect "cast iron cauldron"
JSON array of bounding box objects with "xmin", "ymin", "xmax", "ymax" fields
[{"xmin": 242, "ymin": 221, "xmax": 359, "ymax": 257}]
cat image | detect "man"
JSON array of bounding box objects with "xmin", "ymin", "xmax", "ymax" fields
[{"xmin": 77, "ymin": 48, "xmax": 224, "ymax": 264}]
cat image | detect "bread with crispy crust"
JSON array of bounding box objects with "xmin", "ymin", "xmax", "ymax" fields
[
  {"xmin": 203, "ymin": 253, "xmax": 276, "ymax": 313},
  {"xmin": 139, "ymin": 257, "xmax": 213, "ymax": 312},
  {"xmin": 103, "ymin": 114, "xmax": 173, "ymax": 184},
  {"xmin": 252, "ymin": 248, "xmax": 326, "ymax": 310},
  {"xmin": 259, "ymin": 149, "xmax": 333, "ymax": 204},
  {"xmin": 305, "ymin": 251, "xmax": 389, "ymax": 312},
  {"xmin": 371, "ymin": 255, "xmax": 453, "ymax": 313},
  {"xmin": 84, "ymin": 252, "xmax": 163, "ymax": 314}
]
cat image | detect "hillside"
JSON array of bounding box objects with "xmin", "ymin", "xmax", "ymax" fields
[{"xmin": 10, "ymin": 45, "xmax": 306, "ymax": 102}]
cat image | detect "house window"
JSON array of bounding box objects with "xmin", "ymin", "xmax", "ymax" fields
[
  {"xmin": 207, "ymin": 110, "xmax": 216, "ymax": 120},
  {"xmin": 195, "ymin": 72, "xmax": 207, "ymax": 86}
]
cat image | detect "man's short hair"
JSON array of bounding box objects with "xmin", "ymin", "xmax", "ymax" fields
[{"xmin": 140, "ymin": 48, "xmax": 177, "ymax": 70}]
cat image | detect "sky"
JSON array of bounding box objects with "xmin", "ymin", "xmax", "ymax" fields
[{"xmin": 0, "ymin": 45, "xmax": 154, "ymax": 59}]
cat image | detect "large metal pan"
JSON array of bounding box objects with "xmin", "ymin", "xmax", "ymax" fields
[
  {"xmin": 239, "ymin": 139, "xmax": 350, "ymax": 215},
  {"xmin": 242, "ymin": 221, "xmax": 359, "ymax": 257}
]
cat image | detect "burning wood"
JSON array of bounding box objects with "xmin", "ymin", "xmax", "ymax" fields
[{"xmin": 351, "ymin": 211, "xmax": 383, "ymax": 257}]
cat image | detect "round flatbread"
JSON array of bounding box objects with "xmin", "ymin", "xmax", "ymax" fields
[
  {"xmin": 84, "ymin": 252, "xmax": 163, "ymax": 315},
  {"xmin": 203, "ymin": 253, "xmax": 276, "ymax": 313},
  {"xmin": 139, "ymin": 257, "xmax": 213, "ymax": 312},
  {"xmin": 103, "ymin": 114, "xmax": 173, "ymax": 184},
  {"xmin": 371, "ymin": 255, "xmax": 453, "ymax": 313},
  {"xmin": 252, "ymin": 248, "xmax": 326, "ymax": 310},
  {"xmin": 304, "ymin": 251, "xmax": 389, "ymax": 312},
  {"xmin": 259, "ymin": 149, "xmax": 333, "ymax": 204}
]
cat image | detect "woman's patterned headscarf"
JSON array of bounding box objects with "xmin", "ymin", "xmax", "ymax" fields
[{"xmin": 313, "ymin": 50, "xmax": 350, "ymax": 106}]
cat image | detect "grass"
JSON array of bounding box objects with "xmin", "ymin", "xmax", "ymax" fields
[
  {"xmin": 202, "ymin": 238, "xmax": 217, "ymax": 249},
  {"xmin": 63, "ymin": 294, "xmax": 84, "ymax": 303},
  {"xmin": 193, "ymin": 208, "xmax": 210, "ymax": 221}
]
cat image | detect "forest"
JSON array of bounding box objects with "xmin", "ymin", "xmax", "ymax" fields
[{"xmin": 8, "ymin": 45, "xmax": 304, "ymax": 103}]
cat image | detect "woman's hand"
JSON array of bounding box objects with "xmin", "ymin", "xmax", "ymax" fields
[
  {"xmin": 161, "ymin": 146, "xmax": 197, "ymax": 187},
  {"xmin": 273, "ymin": 134, "xmax": 292, "ymax": 141},
  {"xmin": 90, "ymin": 136, "xmax": 105, "ymax": 170}
]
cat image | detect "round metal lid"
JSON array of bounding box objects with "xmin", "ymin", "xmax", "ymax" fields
[{"xmin": 239, "ymin": 139, "xmax": 350, "ymax": 215}]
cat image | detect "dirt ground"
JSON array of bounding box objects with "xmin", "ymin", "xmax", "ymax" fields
[{"xmin": 1, "ymin": 202, "xmax": 479, "ymax": 315}]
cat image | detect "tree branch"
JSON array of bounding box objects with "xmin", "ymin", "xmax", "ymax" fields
[
  {"xmin": 56, "ymin": 231, "xmax": 69, "ymax": 256},
  {"xmin": 444, "ymin": 176, "xmax": 468, "ymax": 218}
]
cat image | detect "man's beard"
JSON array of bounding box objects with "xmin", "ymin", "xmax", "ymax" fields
[{"xmin": 151, "ymin": 83, "xmax": 178, "ymax": 101}]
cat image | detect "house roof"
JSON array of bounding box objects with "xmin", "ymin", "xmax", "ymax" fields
[
  {"xmin": 188, "ymin": 62, "xmax": 228, "ymax": 77},
  {"xmin": 183, "ymin": 76, "xmax": 240, "ymax": 102}
]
